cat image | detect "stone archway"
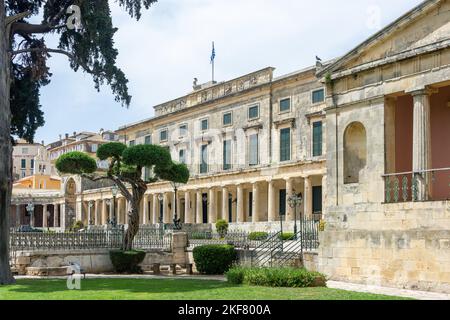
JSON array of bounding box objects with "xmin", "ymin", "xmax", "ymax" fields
[{"xmin": 344, "ymin": 122, "xmax": 367, "ymax": 184}]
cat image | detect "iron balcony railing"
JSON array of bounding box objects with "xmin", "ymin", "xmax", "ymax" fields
[{"xmin": 382, "ymin": 167, "xmax": 450, "ymax": 203}]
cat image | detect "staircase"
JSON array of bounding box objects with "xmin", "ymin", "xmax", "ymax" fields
[{"xmin": 250, "ymin": 232, "xmax": 283, "ymax": 267}]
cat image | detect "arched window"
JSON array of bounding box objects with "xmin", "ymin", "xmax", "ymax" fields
[{"xmin": 344, "ymin": 122, "xmax": 367, "ymax": 184}]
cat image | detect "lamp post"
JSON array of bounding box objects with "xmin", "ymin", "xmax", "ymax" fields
[
  {"xmin": 111, "ymin": 185, "xmax": 118, "ymax": 227},
  {"xmin": 157, "ymin": 193, "xmax": 163, "ymax": 224},
  {"xmin": 88, "ymin": 201, "xmax": 94, "ymax": 225},
  {"xmin": 172, "ymin": 183, "xmax": 182, "ymax": 230},
  {"xmin": 287, "ymin": 192, "xmax": 303, "ymax": 239},
  {"xmin": 26, "ymin": 203, "xmax": 35, "ymax": 227}
]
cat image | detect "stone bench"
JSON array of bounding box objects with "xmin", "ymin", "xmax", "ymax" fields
[{"xmin": 141, "ymin": 263, "xmax": 193, "ymax": 275}]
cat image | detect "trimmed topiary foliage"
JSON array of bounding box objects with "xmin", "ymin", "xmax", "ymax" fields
[
  {"xmin": 193, "ymin": 245, "xmax": 237, "ymax": 275},
  {"xmin": 225, "ymin": 267, "xmax": 327, "ymax": 288},
  {"xmin": 248, "ymin": 231, "xmax": 269, "ymax": 241},
  {"xmin": 109, "ymin": 250, "xmax": 146, "ymax": 274},
  {"xmin": 215, "ymin": 219, "xmax": 229, "ymax": 238},
  {"xmin": 55, "ymin": 151, "xmax": 97, "ymax": 175},
  {"xmin": 279, "ymin": 232, "xmax": 295, "ymax": 241},
  {"xmin": 70, "ymin": 220, "xmax": 84, "ymax": 232}
]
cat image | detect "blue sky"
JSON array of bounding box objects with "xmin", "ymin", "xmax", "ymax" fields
[{"xmin": 34, "ymin": 0, "xmax": 423, "ymax": 144}]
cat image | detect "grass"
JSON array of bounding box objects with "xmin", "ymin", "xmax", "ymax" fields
[{"xmin": 0, "ymin": 278, "xmax": 412, "ymax": 300}]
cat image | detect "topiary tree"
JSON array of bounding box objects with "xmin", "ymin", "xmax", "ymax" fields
[
  {"xmin": 56, "ymin": 142, "xmax": 182, "ymax": 251},
  {"xmin": 215, "ymin": 219, "xmax": 229, "ymax": 238},
  {"xmin": 154, "ymin": 162, "xmax": 190, "ymax": 229}
]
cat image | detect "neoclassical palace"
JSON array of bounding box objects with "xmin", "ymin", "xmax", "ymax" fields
[{"xmin": 9, "ymin": 0, "xmax": 450, "ymax": 292}]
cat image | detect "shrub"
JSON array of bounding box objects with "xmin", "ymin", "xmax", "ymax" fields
[
  {"xmin": 279, "ymin": 232, "xmax": 295, "ymax": 241},
  {"xmin": 248, "ymin": 231, "xmax": 269, "ymax": 241},
  {"xmin": 215, "ymin": 219, "xmax": 229, "ymax": 238},
  {"xmin": 109, "ymin": 250, "xmax": 146, "ymax": 274},
  {"xmin": 193, "ymin": 245, "xmax": 237, "ymax": 275},
  {"xmin": 70, "ymin": 220, "xmax": 84, "ymax": 232},
  {"xmin": 225, "ymin": 266, "xmax": 326, "ymax": 288},
  {"xmin": 189, "ymin": 232, "xmax": 212, "ymax": 240}
]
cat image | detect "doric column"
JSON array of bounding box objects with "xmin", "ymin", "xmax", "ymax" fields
[
  {"xmin": 196, "ymin": 191, "xmax": 203, "ymax": 224},
  {"xmin": 15, "ymin": 205, "xmax": 21, "ymax": 227},
  {"xmin": 152, "ymin": 194, "xmax": 158, "ymax": 224},
  {"xmin": 411, "ymin": 88, "xmax": 434, "ymax": 201},
  {"xmin": 116, "ymin": 198, "xmax": 122, "ymax": 225},
  {"xmin": 222, "ymin": 186, "xmax": 229, "ymax": 222},
  {"xmin": 208, "ymin": 188, "xmax": 217, "ymax": 223},
  {"xmin": 87, "ymin": 201, "xmax": 93, "ymax": 225},
  {"xmin": 60, "ymin": 203, "xmax": 66, "ymax": 230},
  {"xmin": 163, "ymin": 193, "xmax": 171, "ymax": 223},
  {"xmin": 321, "ymin": 175, "xmax": 327, "ymax": 216},
  {"xmin": 176, "ymin": 192, "xmax": 182, "ymax": 222},
  {"xmin": 101, "ymin": 200, "xmax": 108, "ymax": 225},
  {"xmin": 252, "ymin": 182, "xmax": 260, "ymax": 223},
  {"xmin": 75, "ymin": 199, "xmax": 83, "ymax": 222},
  {"xmin": 142, "ymin": 195, "xmax": 149, "ymax": 225},
  {"xmin": 42, "ymin": 204, "xmax": 48, "ymax": 228},
  {"xmin": 94, "ymin": 200, "xmax": 100, "ymax": 225},
  {"xmin": 237, "ymin": 184, "xmax": 244, "ymax": 223},
  {"xmin": 54, "ymin": 204, "xmax": 59, "ymax": 227},
  {"xmin": 268, "ymin": 180, "xmax": 276, "ymax": 222},
  {"xmin": 304, "ymin": 176, "xmax": 313, "ymax": 219},
  {"xmin": 108, "ymin": 199, "xmax": 114, "ymax": 223},
  {"xmin": 285, "ymin": 178, "xmax": 294, "ymax": 221},
  {"xmin": 125, "ymin": 199, "xmax": 130, "ymax": 225},
  {"xmin": 185, "ymin": 191, "xmax": 193, "ymax": 223}
]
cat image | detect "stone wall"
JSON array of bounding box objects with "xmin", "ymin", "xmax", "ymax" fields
[{"xmin": 319, "ymin": 201, "xmax": 450, "ymax": 293}]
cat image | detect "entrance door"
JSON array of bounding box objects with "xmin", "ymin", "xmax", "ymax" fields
[
  {"xmin": 202, "ymin": 193, "xmax": 208, "ymax": 223},
  {"xmin": 228, "ymin": 194, "xmax": 233, "ymax": 222}
]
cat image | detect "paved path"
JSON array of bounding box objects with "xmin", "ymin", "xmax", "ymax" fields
[
  {"xmin": 327, "ymin": 280, "xmax": 450, "ymax": 300},
  {"xmin": 15, "ymin": 274, "xmax": 449, "ymax": 300}
]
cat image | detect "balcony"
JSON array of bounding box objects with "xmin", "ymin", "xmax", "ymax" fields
[{"xmin": 382, "ymin": 168, "xmax": 450, "ymax": 203}]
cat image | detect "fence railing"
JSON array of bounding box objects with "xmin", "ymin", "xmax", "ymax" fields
[
  {"xmin": 383, "ymin": 168, "xmax": 450, "ymax": 203},
  {"xmin": 10, "ymin": 226, "xmax": 171, "ymax": 252},
  {"xmin": 187, "ymin": 231, "xmax": 274, "ymax": 249}
]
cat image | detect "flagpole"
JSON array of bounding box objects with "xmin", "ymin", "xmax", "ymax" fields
[{"xmin": 212, "ymin": 41, "xmax": 215, "ymax": 83}]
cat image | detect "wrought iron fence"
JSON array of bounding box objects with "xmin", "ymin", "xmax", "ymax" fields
[
  {"xmin": 187, "ymin": 231, "xmax": 267, "ymax": 249},
  {"xmin": 383, "ymin": 168, "xmax": 450, "ymax": 203},
  {"xmin": 10, "ymin": 226, "xmax": 171, "ymax": 251}
]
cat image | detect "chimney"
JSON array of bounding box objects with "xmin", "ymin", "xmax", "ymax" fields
[
  {"xmin": 65, "ymin": 133, "xmax": 69, "ymax": 139},
  {"xmin": 73, "ymin": 131, "xmax": 77, "ymax": 136},
  {"xmin": 59, "ymin": 134, "xmax": 62, "ymax": 141}
]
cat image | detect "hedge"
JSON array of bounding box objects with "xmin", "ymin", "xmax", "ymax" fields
[
  {"xmin": 109, "ymin": 250, "xmax": 146, "ymax": 274},
  {"xmin": 248, "ymin": 231, "xmax": 269, "ymax": 241},
  {"xmin": 192, "ymin": 245, "xmax": 237, "ymax": 275},
  {"xmin": 226, "ymin": 267, "xmax": 327, "ymax": 288}
]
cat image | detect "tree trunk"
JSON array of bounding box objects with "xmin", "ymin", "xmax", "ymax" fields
[
  {"xmin": 0, "ymin": 2, "xmax": 15, "ymax": 285},
  {"xmin": 123, "ymin": 191, "xmax": 145, "ymax": 251}
]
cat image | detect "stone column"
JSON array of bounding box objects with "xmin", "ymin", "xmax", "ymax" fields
[
  {"xmin": 75, "ymin": 199, "xmax": 83, "ymax": 222},
  {"xmin": 42, "ymin": 204, "xmax": 48, "ymax": 228},
  {"xmin": 15, "ymin": 205, "xmax": 21, "ymax": 227},
  {"xmin": 285, "ymin": 178, "xmax": 294, "ymax": 221},
  {"xmin": 196, "ymin": 191, "xmax": 203, "ymax": 224},
  {"xmin": 94, "ymin": 200, "xmax": 100, "ymax": 225},
  {"xmin": 411, "ymin": 88, "xmax": 434, "ymax": 201},
  {"xmin": 125, "ymin": 200, "xmax": 130, "ymax": 225},
  {"xmin": 54, "ymin": 204, "xmax": 59, "ymax": 228},
  {"xmin": 142, "ymin": 195, "xmax": 149, "ymax": 225},
  {"xmin": 252, "ymin": 182, "xmax": 260, "ymax": 223},
  {"xmin": 176, "ymin": 192, "xmax": 182, "ymax": 222},
  {"xmin": 321, "ymin": 175, "xmax": 327, "ymax": 217},
  {"xmin": 222, "ymin": 186, "xmax": 229, "ymax": 222},
  {"xmin": 185, "ymin": 191, "xmax": 193, "ymax": 223},
  {"xmin": 163, "ymin": 193, "xmax": 171, "ymax": 223},
  {"xmin": 87, "ymin": 201, "xmax": 93, "ymax": 226},
  {"xmin": 101, "ymin": 200, "xmax": 108, "ymax": 225},
  {"xmin": 268, "ymin": 180, "xmax": 276, "ymax": 222},
  {"xmin": 60, "ymin": 203, "xmax": 66, "ymax": 230},
  {"xmin": 208, "ymin": 188, "xmax": 217, "ymax": 223},
  {"xmin": 304, "ymin": 176, "xmax": 313, "ymax": 219},
  {"xmin": 108, "ymin": 199, "xmax": 114, "ymax": 224},
  {"xmin": 152, "ymin": 194, "xmax": 158, "ymax": 224},
  {"xmin": 237, "ymin": 184, "xmax": 244, "ymax": 223},
  {"xmin": 116, "ymin": 198, "xmax": 122, "ymax": 225}
]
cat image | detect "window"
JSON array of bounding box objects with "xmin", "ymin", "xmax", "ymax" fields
[
  {"xmin": 129, "ymin": 140, "xmax": 135, "ymax": 146},
  {"xmin": 312, "ymin": 88, "xmax": 325, "ymax": 104},
  {"xmin": 280, "ymin": 98, "xmax": 291, "ymax": 113},
  {"xmin": 30, "ymin": 159, "xmax": 34, "ymax": 169},
  {"xmin": 144, "ymin": 167, "xmax": 151, "ymax": 181},
  {"xmin": 160, "ymin": 129, "xmax": 168, "ymax": 142},
  {"xmin": 280, "ymin": 128, "xmax": 291, "ymax": 162},
  {"xmin": 223, "ymin": 140, "xmax": 231, "ymax": 170},
  {"xmin": 91, "ymin": 144, "xmax": 98, "ymax": 152},
  {"xmin": 223, "ymin": 112, "xmax": 232, "ymax": 126},
  {"xmin": 21, "ymin": 159, "xmax": 26, "ymax": 169},
  {"xmin": 179, "ymin": 124, "xmax": 188, "ymax": 137},
  {"xmin": 201, "ymin": 119, "xmax": 209, "ymax": 131},
  {"xmin": 248, "ymin": 105, "xmax": 259, "ymax": 120},
  {"xmin": 179, "ymin": 149, "xmax": 186, "ymax": 164},
  {"xmin": 249, "ymin": 134, "xmax": 259, "ymax": 166},
  {"xmin": 144, "ymin": 135, "xmax": 152, "ymax": 145},
  {"xmin": 312, "ymin": 186, "xmax": 322, "ymax": 213},
  {"xmin": 312, "ymin": 121, "xmax": 323, "ymax": 157},
  {"xmin": 200, "ymin": 144, "xmax": 208, "ymax": 174}
]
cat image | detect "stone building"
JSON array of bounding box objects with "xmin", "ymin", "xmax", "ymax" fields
[
  {"xmin": 12, "ymin": 139, "xmax": 54, "ymax": 180},
  {"xmin": 317, "ymin": 0, "xmax": 450, "ymax": 293}
]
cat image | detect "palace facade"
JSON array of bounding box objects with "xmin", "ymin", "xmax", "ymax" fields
[{"xmin": 9, "ymin": 0, "xmax": 450, "ymax": 293}]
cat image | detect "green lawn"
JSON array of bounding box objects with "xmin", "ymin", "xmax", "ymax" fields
[{"xmin": 0, "ymin": 279, "xmax": 411, "ymax": 300}]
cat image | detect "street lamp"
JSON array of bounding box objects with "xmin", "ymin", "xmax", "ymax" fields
[
  {"xmin": 172, "ymin": 183, "xmax": 182, "ymax": 231},
  {"xmin": 111, "ymin": 185, "xmax": 119, "ymax": 227},
  {"xmin": 287, "ymin": 192, "xmax": 303, "ymax": 238},
  {"xmin": 88, "ymin": 201, "xmax": 94, "ymax": 225},
  {"xmin": 157, "ymin": 193, "xmax": 164, "ymax": 224},
  {"xmin": 26, "ymin": 203, "xmax": 34, "ymax": 227}
]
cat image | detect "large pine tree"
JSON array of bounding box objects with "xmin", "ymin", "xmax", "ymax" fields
[{"xmin": 0, "ymin": 0, "xmax": 157, "ymax": 285}]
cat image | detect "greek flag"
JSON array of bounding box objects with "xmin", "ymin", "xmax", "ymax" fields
[{"xmin": 210, "ymin": 42, "xmax": 216, "ymax": 64}]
